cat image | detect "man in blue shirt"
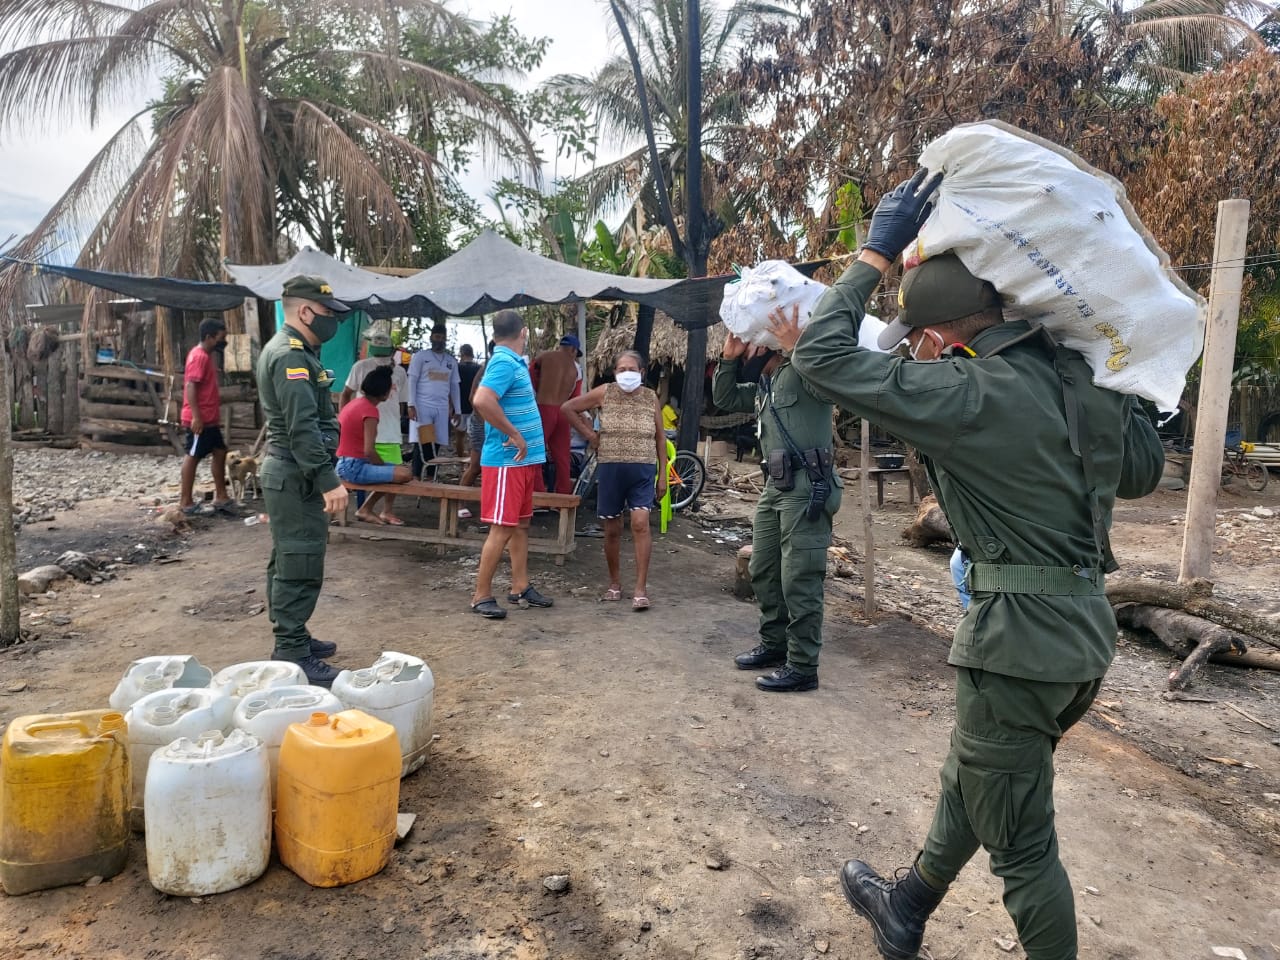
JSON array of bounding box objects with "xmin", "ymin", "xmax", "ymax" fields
[{"xmin": 469, "ymin": 310, "xmax": 552, "ymax": 619}]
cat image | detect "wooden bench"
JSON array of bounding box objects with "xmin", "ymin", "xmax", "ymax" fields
[
  {"xmin": 866, "ymin": 467, "xmax": 917, "ymax": 508},
  {"xmin": 330, "ymin": 480, "xmax": 581, "ymax": 564}
]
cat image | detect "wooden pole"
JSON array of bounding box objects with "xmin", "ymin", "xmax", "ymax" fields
[
  {"xmin": 577, "ymin": 301, "xmax": 588, "ymax": 375},
  {"xmin": 677, "ymin": 0, "xmax": 707, "ymax": 454},
  {"xmin": 0, "ymin": 337, "xmax": 20, "ymax": 645},
  {"xmin": 861, "ymin": 418, "xmax": 875, "ymax": 615},
  {"xmin": 1179, "ymin": 199, "xmax": 1249, "ymax": 584}
]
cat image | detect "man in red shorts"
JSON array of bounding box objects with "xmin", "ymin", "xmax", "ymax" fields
[
  {"xmin": 468, "ymin": 310, "xmax": 553, "ymax": 619},
  {"xmin": 179, "ymin": 317, "xmax": 232, "ymax": 515}
]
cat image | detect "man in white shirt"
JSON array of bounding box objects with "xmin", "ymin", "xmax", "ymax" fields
[
  {"xmin": 407, "ymin": 321, "xmax": 461, "ymax": 479},
  {"xmin": 339, "ymin": 324, "xmax": 409, "ymax": 525}
]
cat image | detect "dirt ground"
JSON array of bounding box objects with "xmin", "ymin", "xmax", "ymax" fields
[{"xmin": 2, "ymin": 456, "xmax": 1279, "ymax": 960}]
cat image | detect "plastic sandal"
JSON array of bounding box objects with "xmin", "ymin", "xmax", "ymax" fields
[
  {"xmin": 470, "ymin": 597, "xmax": 507, "ymax": 619},
  {"xmin": 601, "ymin": 587, "xmax": 622, "ymax": 602},
  {"xmin": 378, "ymin": 514, "xmax": 405, "ymax": 526},
  {"xmin": 632, "ymin": 595, "xmax": 651, "ymax": 611}
]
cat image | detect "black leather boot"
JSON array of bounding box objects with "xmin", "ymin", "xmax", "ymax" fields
[
  {"xmin": 734, "ymin": 644, "xmax": 786, "ymax": 670},
  {"xmin": 840, "ymin": 859, "xmax": 946, "ymax": 960},
  {"xmin": 754, "ymin": 665, "xmax": 818, "ymax": 692}
]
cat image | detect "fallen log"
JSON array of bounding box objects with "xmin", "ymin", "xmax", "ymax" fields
[
  {"xmin": 1107, "ymin": 578, "xmax": 1280, "ymax": 651},
  {"xmin": 1114, "ymin": 603, "xmax": 1250, "ymax": 690},
  {"xmin": 901, "ymin": 494, "xmax": 952, "ymax": 548}
]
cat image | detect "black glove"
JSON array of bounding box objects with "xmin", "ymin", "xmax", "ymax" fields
[{"xmin": 863, "ymin": 168, "xmax": 943, "ymax": 260}]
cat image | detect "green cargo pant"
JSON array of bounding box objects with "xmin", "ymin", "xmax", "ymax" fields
[
  {"xmin": 260, "ymin": 457, "xmax": 329, "ymax": 661},
  {"xmin": 920, "ymin": 668, "xmax": 1102, "ymax": 960},
  {"xmin": 749, "ymin": 495, "xmax": 833, "ymax": 675}
]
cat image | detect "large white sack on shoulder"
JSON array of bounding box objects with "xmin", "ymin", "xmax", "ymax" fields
[
  {"xmin": 912, "ymin": 120, "xmax": 1204, "ymax": 411},
  {"xmin": 719, "ymin": 260, "xmax": 828, "ymax": 350}
]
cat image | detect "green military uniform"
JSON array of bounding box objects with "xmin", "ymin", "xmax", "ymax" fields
[
  {"xmin": 793, "ymin": 261, "xmax": 1163, "ymax": 960},
  {"xmin": 712, "ymin": 357, "xmax": 842, "ymax": 676},
  {"xmin": 256, "ymin": 324, "xmax": 342, "ymax": 661}
]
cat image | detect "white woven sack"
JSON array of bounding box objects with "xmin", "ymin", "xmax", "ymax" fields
[
  {"xmin": 719, "ymin": 261, "xmax": 828, "ymax": 350},
  {"xmin": 911, "ymin": 120, "xmax": 1205, "ymax": 411}
]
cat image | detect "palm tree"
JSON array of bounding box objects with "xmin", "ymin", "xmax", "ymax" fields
[
  {"xmin": 0, "ymin": 0, "xmax": 538, "ymax": 293},
  {"xmin": 1049, "ymin": 0, "xmax": 1277, "ymax": 102},
  {"xmin": 545, "ymin": 0, "xmax": 770, "ymax": 245}
]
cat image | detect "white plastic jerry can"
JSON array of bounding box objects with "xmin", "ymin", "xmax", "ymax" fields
[
  {"xmin": 232, "ymin": 685, "xmax": 343, "ymax": 804},
  {"xmin": 123, "ymin": 689, "xmax": 235, "ymax": 830},
  {"xmin": 108, "ymin": 656, "xmax": 214, "ymax": 712},
  {"xmin": 210, "ymin": 660, "xmax": 307, "ymax": 704},
  {"xmin": 144, "ymin": 729, "xmax": 271, "ymax": 896},
  {"xmin": 332, "ymin": 652, "xmax": 435, "ymax": 778}
]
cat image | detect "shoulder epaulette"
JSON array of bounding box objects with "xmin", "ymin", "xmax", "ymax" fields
[{"xmin": 288, "ymin": 337, "xmax": 305, "ymax": 350}]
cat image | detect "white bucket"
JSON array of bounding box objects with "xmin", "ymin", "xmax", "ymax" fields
[
  {"xmin": 123, "ymin": 688, "xmax": 235, "ymax": 830},
  {"xmin": 233, "ymin": 685, "xmax": 343, "ymax": 803},
  {"xmin": 144, "ymin": 729, "xmax": 271, "ymax": 896},
  {"xmin": 332, "ymin": 652, "xmax": 435, "ymax": 778},
  {"xmin": 107, "ymin": 656, "xmax": 214, "ymax": 712},
  {"xmin": 211, "ymin": 661, "xmax": 307, "ymax": 704}
]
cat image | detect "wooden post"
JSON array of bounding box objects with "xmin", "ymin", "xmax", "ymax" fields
[
  {"xmin": 861, "ymin": 418, "xmax": 875, "ymax": 615},
  {"xmin": 577, "ymin": 301, "xmax": 588, "ymax": 375},
  {"xmin": 0, "ymin": 335, "xmax": 20, "ymax": 645},
  {"xmin": 1179, "ymin": 199, "xmax": 1249, "ymax": 583}
]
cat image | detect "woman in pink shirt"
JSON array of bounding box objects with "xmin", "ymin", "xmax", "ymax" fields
[{"xmin": 336, "ymin": 366, "xmax": 412, "ymax": 523}]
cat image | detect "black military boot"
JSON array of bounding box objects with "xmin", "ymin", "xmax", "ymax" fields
[
  {"xmin": 840, "ymin": 859, "xmax": 947, "ymax": 960},
  {"xmin": 734, "ymin": 644, "xmax": 786, "ymax": 670},
  {"xmin": 309, "ymin": 637, "xmax": 338, "ymax": 659},
  {"xmin": 755, "ymin": 665, "xmax": 818, "ymax": 692}
]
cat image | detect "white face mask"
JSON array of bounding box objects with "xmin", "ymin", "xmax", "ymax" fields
[
  {"xmin": 615, "ymin": 371, "xmax": 643, "ymax": 393},
  {"xmin": 909, "ymin": 329, "xmax": 944, "ymax": 362}
]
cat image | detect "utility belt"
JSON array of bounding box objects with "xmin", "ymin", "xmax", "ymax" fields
[
  {"xmin": 761, "ymin": 447, "xmax": 834, "ymax": 520},
  {"xmin": 963, "ymin": 561, "xmax": 1105, "ymax": 597},
  {"xmin": 266, "ymin": 443, "xmax": 338, "ymax": 467}
]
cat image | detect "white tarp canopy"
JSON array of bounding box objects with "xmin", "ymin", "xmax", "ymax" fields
[{"xmin": 225, "ymin": 230, "xmax": 686, "ymax": 319}]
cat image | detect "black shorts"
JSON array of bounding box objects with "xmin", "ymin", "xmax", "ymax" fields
[
  {"xmin": 596, "ymin": 461, "xmax": 657, "ymax": 518},
  {"xmin": 183, "ymin": 425, "xmax": 227, "ymax": 460}
]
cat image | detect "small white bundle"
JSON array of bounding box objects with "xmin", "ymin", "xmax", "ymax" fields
[{"xmin": 719, "ymin": 260, "xmax": 828, "ymax": 350}]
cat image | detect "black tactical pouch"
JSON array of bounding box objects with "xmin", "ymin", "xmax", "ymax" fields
[
  {"xmin": 766, "ymin": 449, "xmax": 795, "ymax": 491},
  {"xmin": 802, "ymin": 449, "xmax": 831, "ymax": 520}
]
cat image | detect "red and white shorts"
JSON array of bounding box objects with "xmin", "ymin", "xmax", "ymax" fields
[{"xmin": 480, "ymin": 464, "xmax": 539, "ymax": 527}]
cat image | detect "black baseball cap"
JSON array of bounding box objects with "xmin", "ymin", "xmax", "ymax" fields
[
  {"xmin": 280, "ymin": 275, "xmax": 350, "ymax": 313},
  {"xmin": 877, "ymin": 254, "xmax": 1000, "ymax": 350}
]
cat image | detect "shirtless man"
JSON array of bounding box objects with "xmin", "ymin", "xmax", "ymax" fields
[{"xmin": 530, "ymin": 335, "xmax": 582, "ymax": 495}]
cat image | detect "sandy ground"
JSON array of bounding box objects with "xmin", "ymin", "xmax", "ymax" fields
[{"xmin": 2, "ymin": 457, "xmax": 1279, "ymax": 960}]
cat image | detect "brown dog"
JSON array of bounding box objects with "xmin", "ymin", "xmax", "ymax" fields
[{"xmin": 227, "ymin": 451, "xmax": 260, "ymax": 502}]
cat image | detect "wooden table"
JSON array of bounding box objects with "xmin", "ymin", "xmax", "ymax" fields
[
  {"xmin": 331, "ymin": 480, "xmax": 581, "ymax": 564},
  {"xmin": 866, "ymin": 467, "xmax": 917, "ymax": 507}
]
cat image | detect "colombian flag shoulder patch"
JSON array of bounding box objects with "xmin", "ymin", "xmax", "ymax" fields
[{"xmin": 285, "ymin": 367, "xmax": 309, "ymax": 381}]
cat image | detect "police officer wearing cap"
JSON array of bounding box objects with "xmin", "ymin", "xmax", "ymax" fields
[
  {"xmin": 782, "ymin": 172, "xmax": 1164, "ymax": 960},
  {"xmin": 256, "ymin": 275, "xmax": 352, "ymax": 685}
]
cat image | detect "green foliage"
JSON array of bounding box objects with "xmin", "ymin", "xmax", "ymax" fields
[{"xmin": 832, "ymin": 182, "xmax": 866, "ymax": 255}]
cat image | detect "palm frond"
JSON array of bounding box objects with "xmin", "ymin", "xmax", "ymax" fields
[
  {"xmin": 0, "ymin": 34, "xmax": 191, "ymax": 136},
  {"xmin": 0, "ymin": 0, "xmax": 128, "ymax": 47},
  {"xmin": 289, "ymin": 100, "xmax": 419, "ymax": 261}
]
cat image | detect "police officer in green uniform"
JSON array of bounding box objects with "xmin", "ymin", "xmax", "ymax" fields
[
  {"xmin": 712, "ymin": 332, "xmax": 842, "ymax": 692},
  {"xmin": 256, "ymin": 275, "xmax": 352, "ymax": 685},
  {"xmin": 782, "ymin": 172, "xmax": 1164, "ymax": 960}
]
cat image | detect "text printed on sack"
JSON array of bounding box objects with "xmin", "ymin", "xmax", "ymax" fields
[{"xmin": 953, "ymin": 202, "xmax": 1097, "ymax": 321}]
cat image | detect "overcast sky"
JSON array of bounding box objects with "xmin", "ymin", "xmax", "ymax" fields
[{"xmin": 0, "ymin": 0, "xmax": 613, "ymax": 246}]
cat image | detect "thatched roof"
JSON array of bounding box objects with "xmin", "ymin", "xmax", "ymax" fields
[{"xmin": 590, "ymin": 310, "xmax": 726, "ymax": 379}]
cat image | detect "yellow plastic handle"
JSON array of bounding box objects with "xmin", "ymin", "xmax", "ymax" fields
[
  {"xmin": 25, "ymin": 718, "xmax": 91, "ymax": 735},
  {"xmin": 328, "ymin": 714, "xmax": 366, "ymax": 740}
]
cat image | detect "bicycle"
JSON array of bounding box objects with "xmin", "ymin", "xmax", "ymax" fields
[
  {"xmin": 1221, "ymin": 442, "xmax": 1268, "ymax": 492},
  {"xmin": 572, "ymin": 442, "xmax": 707, "ymax": 513}
]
